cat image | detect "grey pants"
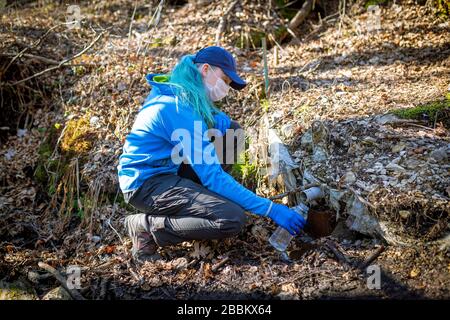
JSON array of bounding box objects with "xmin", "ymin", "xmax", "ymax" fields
[{"xmin": 124, "ymin": 121, "xmax": 247, "ymax": 247}]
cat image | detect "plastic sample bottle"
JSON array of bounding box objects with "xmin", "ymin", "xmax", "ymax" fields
[{"xmin": 269, "ymin": 202, "xmax": 309, "ymax": 252}]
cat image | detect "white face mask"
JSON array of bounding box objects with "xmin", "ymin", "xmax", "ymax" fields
[{"xmin": 204, "ymin": 65, "xmax": 230, "ymax": 101}]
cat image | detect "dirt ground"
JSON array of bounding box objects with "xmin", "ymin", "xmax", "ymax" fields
[{"xmin": 0, "ymin": 0, "xmax": 449, "ymax": 300}]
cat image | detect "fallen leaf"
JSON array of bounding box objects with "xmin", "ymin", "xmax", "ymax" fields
[
  {"xmin": 203, "ymin": 263, "xmax": 213, "ymax": 279},
  {"xmin": 410, "ymin": 267, "xmax": 420, "ymax": 278},
  {"xmin": 190, "ymin": 241, "xmax": 211, "ymax": 259}
]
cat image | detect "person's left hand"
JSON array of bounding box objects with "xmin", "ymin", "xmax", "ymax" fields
[{"xmin": 213, "ymin": 112, "xmax": 231, "ymax": 136}]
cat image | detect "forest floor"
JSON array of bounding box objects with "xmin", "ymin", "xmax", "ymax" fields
[{"xmin": 0, "ymin": 0, "xmax": 449, "ymax": 300}]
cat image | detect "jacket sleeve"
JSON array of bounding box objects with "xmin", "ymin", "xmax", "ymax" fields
[{"xmin": 160, "ymin": 102, "xmax": 273, "ymax": 217}]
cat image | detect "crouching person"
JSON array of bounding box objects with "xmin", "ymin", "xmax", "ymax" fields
[{"xmin": 117, "ymin": 46, "xmax": 306, "ymax": 262}]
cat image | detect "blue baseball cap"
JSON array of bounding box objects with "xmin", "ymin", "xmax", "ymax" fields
[{"xmin": 193, "ymin": 46, "xmax": 247, "ymax": 90}]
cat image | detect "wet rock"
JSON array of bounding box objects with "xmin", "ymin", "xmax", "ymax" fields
[
  {"xmin": 374, "ymin": 113, "xmax": 401, "ymax": 125},
  {"xmin": 429, "ymin": 147, "xmax": 448, "ymax": 162},
  {"xmin": 386, "ymin": 162, "xmax": 406, "ymax": 173},
  {"xmin": 392, "ymin": 142, "xmax": 406, "ymax": 153},
  {"xmin": 346, "ymin": 196, "xmax": 381, "ymax": 237},
  {"xmin": 117, "ymin": 82, "xmax": 127, "ymax": 91},
  {"xmin": 341, "ymin": 171, "xmax": 356, "ymax": 185},
  {"xmin": 312, "ymin": 146, "xmax": 328, "ymax": 162},
  {"xmin": 300, "ymin": 130, "xmax": 313, "ymax": 151},
  {"xmin": 90, "ymin": 116, "xmax": 100, "ymax": 127},
  {"xmin": 355, "ymin": 180, "xmax": 377, "ymax": 192}
]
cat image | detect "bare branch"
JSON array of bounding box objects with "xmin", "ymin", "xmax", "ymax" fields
[{"xmin": 12, "ymin": 31, "xmax": 105, "ymax": 86}]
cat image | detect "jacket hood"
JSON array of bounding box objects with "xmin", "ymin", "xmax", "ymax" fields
[{"xmin": 145, "ymin": 73, "xmax": 176, "ymax": 96}]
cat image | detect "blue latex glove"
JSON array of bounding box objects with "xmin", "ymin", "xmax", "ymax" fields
[
  {"xmin": 213, "ymin": 112, "xmax": 231, "ymax": 136},
  {"xmin": 268, "ymin": 203, "xmax": 306, "ymax": 236}
]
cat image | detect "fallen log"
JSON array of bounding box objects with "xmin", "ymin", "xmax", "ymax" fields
[{"xmin": 358, "ymin": 245, "xmax": 386, "ymax": 270}]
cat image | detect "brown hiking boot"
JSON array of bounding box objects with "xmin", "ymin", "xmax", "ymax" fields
[{"xmin": 124, "ymin": 214, "xmax": 161, "ymax": 262}]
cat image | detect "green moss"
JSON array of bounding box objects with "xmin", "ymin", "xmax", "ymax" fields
[
  {"xmin": 60, "ymin": 116, "xmax": 94, "ymax": 156},
  {"xmin": 235, "ymin": 30, "xmax": 267, "ymax": 49},
  {"xmin": 34, "ymin": 124, "xmax": 72, "ymax": 199},
  {"xmin": 231, "ymin": 138, "xmax": 259, "ymax": 190},
  {"xmin": 0, "ymin": 280, "xmax": 38, "ymax": 300},
  {"xmin": 260, "ymin": 98, "xmax": 270, "ymax": 111},
  {"xmin": 34, "ymin": 126, "xmax": 59, "ymax": 185},
  {"xmin": 243, "ymin": 31, "xmax": 266, "ymax": 49},
  {"xmin": 434, "ymin": 0, "xmax": 450, "ymax": 17},
  {"xmin": 274, "ymin": 26, "xmax": 288, "ymax": 40},
  {"xmin": 150, "ymin": 38, "xmax": 163, "ymax": 48},
  {"xmin": 72, "ymin": 65, "xmax": 86, "ymax": 76},
  {"xmin": 76, "ymin": 207, "xmax": 84, "ymax": 220},
  {"xmin": 391, "ymin": 99, "xmax": 449, "ymax": 121},
  {"xmin": 364, "ymin": 0, "xmax": 388, "ymax": 9},
  {"xmin": 34, "ymin": 164, "xmax": 47, "ymax": 185}
]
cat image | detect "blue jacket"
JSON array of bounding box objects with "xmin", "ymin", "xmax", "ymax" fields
[{"xmin": 117, "ymin": 74, "xmax": 272, "ymax": 216}]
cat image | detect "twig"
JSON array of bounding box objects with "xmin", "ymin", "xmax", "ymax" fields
[
  {"xmin": 3, "ymin": 23, "xmax": 65, "ymax": 74},
  {"xmin": 12, "ymin": 31, "xmax": 105, "ymax": 86},
  {"xmin": 211, "ymin": 256, "xmax": 230, "ymax": 272},
  {"xmin": 138, "ymin": 0, "xmax": 165, "ymax": 56},
  {"xmin": 348, "ymin": 186, "xmax": 376, "ymax": 209},
  {"xmin": 215, "ymin": 0, "xmax": 238, "ymax": 46},
  {"xmin": 38, "ymin": 262, "xmax": 86, "ymax": 300},
  {"xmin": 324, "ymin": 239, "xmax": 351, "ymax": 269},
  {"xmin": 262, "ymin": 37, "xmax": 270, "ymax": 99},
  {"xmin": 186, "ymin": 258, "xmax": 199, "ymax": 269},
  {"xmin": 127, "ymin": 0, "xmax": 138, "ymax": 53},
  {"xmin": 2, "ymin": 53, "xmax": 59, "ymax": 65},
  {"xmin": 278, "ymin": 269, "xmax": 330, "ymax": 286},
  {"xmin": 288, "ymin": 0, "xmax": 314, "ymax": 31},
  {"xmin": 358, "ymin": 245, "xmax": 385, "ymax": 270},
  {"xmin": 1, "ymin": 53, "xmax": 96, "ymax": 67}
]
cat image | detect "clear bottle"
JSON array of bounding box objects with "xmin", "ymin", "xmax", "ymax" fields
[{"xmin": 269, "ymin": 203, "xmax": 309, "ymax": 252}]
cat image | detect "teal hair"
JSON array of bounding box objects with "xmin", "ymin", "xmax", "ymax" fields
[{"xmin": 168, "ymin": 54, "xmax": 219, "ymax": 127}]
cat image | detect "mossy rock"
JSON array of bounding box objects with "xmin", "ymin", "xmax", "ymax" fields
[
  {"xmin": 0, "ymin": 278, "xmax": 38, "ymax": 300},
  {"xmin": 42, "ymin": 286, "xmax": 72, "ymax": 300}
]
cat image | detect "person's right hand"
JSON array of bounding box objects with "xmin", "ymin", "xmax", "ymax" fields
[{"xmin": 268, "ymin": 203, "xmax": 306, "ymax": 236}]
